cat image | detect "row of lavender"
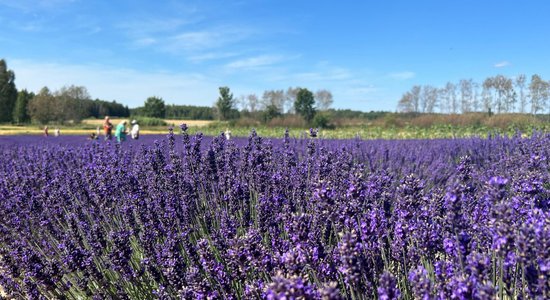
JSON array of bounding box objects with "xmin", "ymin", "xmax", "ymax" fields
[{"xmin": 0, "ymin": 128, "xmax": 548, "ymax": 299}]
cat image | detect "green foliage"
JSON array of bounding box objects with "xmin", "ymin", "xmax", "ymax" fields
[
  {"xmin": 134, "ymin": 117, "xmax": 167, "ymax": 127},
  {"xmin": 262, "ymin": 104, "xmax": 281, "ymax": 123},
  {"xmin": 143, "ymin": 96, "xmax": 166, "ymax": 118},
  {"xmin": 54, "ymin": 85, "xmax": 92, "ymax": 123},
  {"xmin": 294, "ymin": 88, "xmax": 316, "ymax": 124},
  {"xmin": 12, "ymin": 89, "xmax": 33, "ymax": 124},
  {"xmin": 0, "ymin": 59, "xmax": 17, "ymax": 123},
  {"xmin": 86, "ymin": 99, "xmax": 130, "ymax": 118},
  {"xmin": 165, "ymin": 104, "xmax": 214, "ymax": 120},
  {"xmin": 327, "ymin": 109, "xmax": 389, "ymax": 120},
  {"xmin": 312, "ymin": 113, "xmax": 334, "ymax": 129},
  {"xmin": 216, "ymin": 86, "xmax": 237, "ymax": 120},
  {"xmin": 27, "ymin": 87, "xmax": 58, "ymax": 124}
]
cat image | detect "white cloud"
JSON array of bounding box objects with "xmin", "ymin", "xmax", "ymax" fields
[
  {"xmin": 134, "ymin": 38, "xmax": 157, "ymax": 47},
  {"xmin": 9, "ymin": 59, "xmax": 219, "ymax": 107},
  {"xmin": 225, "ymin": 55, "xmax": 285, "ymax": 70},
  {"xmin": 0, "ymin": 0, "xmax": 76, "ymax": 11},
  {"xmin": 494, "ymin": 61, "xmax": 510, "ymax": 68},
  {"xmin": 349, "ymin": 85, "xmax": 378, "ymax": 95},
  {"xmin": 388, "ymin": 71, "xmax": 415, "ymax": 80},
  {"xmin": 187, "ymin": 51, "xmax": 240, "ymax": 63},
  {"xmin": 270, "ymin": 66, "xmax": 352, "ymax": 83},
  {"xmin": 118, "ymin": 18, "xmax": 190, "ymax": 36},
  {"xmin": 166, "ymin": 26, "xmax": 253, "ymax": 53}
]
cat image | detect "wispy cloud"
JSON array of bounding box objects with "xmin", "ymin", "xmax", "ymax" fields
[
  {"xmin": 388, "ymin": 71, "xmax": 415, "ymax": 80},
  {"xmin": 134, "ymin": 38, "xmax": 157, "ymax": 47},
  {"xmin": 188, "ymin": 51, "xmax": 240, "ymax": 63},
  {"xmin": 349, "ymin": 84, "xmax": 379, "ymax": 95},
  {"xmin": 288, "ymin": 67, "xmax": 353, "ymax": 83},
  {"xmin": 225, "ymin": 55, "xmax": 286, "ymax": 70},
  {"xmin": 166, "ymin": 26, "xmax": 254, "ymax": 53},
  {"xmin": 0, "ymin": 0, "xmax": 76, "ymax": 12},
  {"xmin": 494, "ymin": 61, "xmax": 510, "ymax": 68},
  {"xmin": 118, "ymin": 18, "xmax": 191, "ymax": 36},
  {"xmin": 9, "ymin": 59, "xmax": 218, "ymax": 107}
]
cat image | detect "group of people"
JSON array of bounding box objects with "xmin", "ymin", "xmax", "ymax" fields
[
  {"xmin": 43, "ymin": 126, "xmax": 60, "ymax": 137},
  {"xmin": 90, "ymin": 116, "xmax": 140, "ymax": 142}
]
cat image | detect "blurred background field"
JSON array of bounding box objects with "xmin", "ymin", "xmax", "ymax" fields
[{"xmin": 0, "ymin": 113, "xmax": 548, "ymax": 139}]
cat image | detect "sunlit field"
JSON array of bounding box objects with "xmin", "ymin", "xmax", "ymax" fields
[{"xmin": 0, "ymin": 129, "xmax": 548, "ymax": 299}]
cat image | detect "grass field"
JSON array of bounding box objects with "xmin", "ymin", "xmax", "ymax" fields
[
  {"xmin": 0, "ymin": 119, "xmax": 214, "ymax": 136},
  {"xmin": 0, "ymin": 118, "xmax": 548, "ymax": 139}
]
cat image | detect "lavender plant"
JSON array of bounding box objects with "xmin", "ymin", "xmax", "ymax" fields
[{"xmin": 0, "ymin": 130, "xmax": 548, "ymax": 299}]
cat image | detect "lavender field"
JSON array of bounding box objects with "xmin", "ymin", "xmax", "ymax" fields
[{"xmin": 0, "ymin": 128, "xmax": 548, "ymax": 299}]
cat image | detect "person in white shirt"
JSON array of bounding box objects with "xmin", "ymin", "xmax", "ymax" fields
[{"xmin": 130, "ymin": 120, "xmax": 140, "ymax": 139}]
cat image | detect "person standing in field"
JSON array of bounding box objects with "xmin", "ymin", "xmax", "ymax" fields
[
  {"xmin": 115, "ymin": 120, "xmax": 128, "ymax": 143},
  {"xmin": 224, "ymin": 128, "xmax": 231, "ymax": 140},
  {"xmin": 130, "ymin": 120, "xmax": 140, "ymax": 139},
  {"xmin": 54, "ymin": 128, "xmax": 60, "ymax": 137},
  {"xmin": 43, "ymin": 125, "xmax": 49, "ymax": 137},
  {"xmin": 103, "ymin": 116, "xmax": 113, "ymax": 140}
]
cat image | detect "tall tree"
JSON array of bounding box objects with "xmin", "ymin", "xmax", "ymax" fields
[
  {"xmin": 482, "ymin": 78, "xmax": 494, "ymax": 113},
  {"xmin": 515, "ymin": 74, "xmax": 527, "ymax": 113},
  {"xmin": 471, "ymin": 82, "xmax": 480, "ymax": 112},
  {"xmin": 421, "ymin": 85, "xmax": 438, "ymax": 113},
  {"xmin": 0, "ymin": 59, "xmax": 18, "ymax": 123},
  {"xmin": 55, "ymin": 85, "xmax": 91, "ymax": 123},
  {"xmin": 246, "ymin": 94, "xmax": 259, "ymax": 112},
  {"xmin": 493, "ymin": 75, "xmax": 514, "ymax": 113},
  {"xmin": 529, "ymin": 74, "xmax": 545, "ymax": 114},
  {"xmin": 262, "ymin": 89, "xmax": 285, "ymax": 113},
  {"xmin": 294, "ymin": 88, "xmax": 316, "ymax": 123},
  {"xmin": 445, "ymin": 82, "xmax": 458, "ymax": 113},
  {"xmin": 410, "ymin": 85, "xmax": 421, "ymax": 113},
  {"xmin": 216, "ymin": 86, "xmax": 236, "ymax": 120},
  {"xmin": 12, "ymin": 89, "xmax": 33, "ymax": 124},
  {"xmin": 315, "ymin": 89, "xmax": 334, "ymax": 111},
  {"xmin": 28, "ymin": 87, "xmax": 59, "ymax": 124},
  {"xmin": 397, "ymin": 91, "xmax": 414, "ymax": 113},
  {"xmin": 143, "ymin": 96, "xmax": 166, "ymax": 118},
  {"xmin": 459, "ymin": 79, "xmax": 473, "ymax": 113},
  {"xmin": 285, "ymin": 87, "xmax": 300, "ymax": 113}
]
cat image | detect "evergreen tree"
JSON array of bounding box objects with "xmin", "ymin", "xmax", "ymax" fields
[
  {"xmin": 0, "ymin": 59, "xmax": 18, "ymax": 123},
  {"xmin": 27, "ymin": 87, "xmax": 58, "ymax": 124},
  {"xmin": 294, "ymin": 88, "xmax": 316, "ymax": 124},
  {"xmin": 12, "ymin": 89, "xmax": 33, "ymax": 124},
  {"xmin": 216, "ymin": 86, "xmax": 236, "ymax": 120},
  {"xmin": 143, "ymin": 96, "xmax": 166, "ymax": 118}
]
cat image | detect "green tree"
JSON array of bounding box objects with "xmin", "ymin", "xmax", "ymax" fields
[
  {"xmin": 12, "ymin": 89, "xmax": 33, "ymax": 124},
  {"xmin": 294, "ymin": 88, "xmax": 316, "ymax": 123},
  {"xmin": 143, "ymin": 96, "xmax": 166, "ymax": 118},
  {"xmin": 0, "ymin": 59, "xmax": 18, "ymax": 123},
  {"xmin": 262, "ymin": 104, "xmax": 281, "ymax": 123},
  {"xmin": 216, "ymin": 86, "xmax": 236, "ymax": 120},
  {"xmin": 28, "ymin": 87, "xmax": 59, "ymax": 124},
  {"xmin": 55, "ymin": 85, "xmax": 91, "ymax": 123}
]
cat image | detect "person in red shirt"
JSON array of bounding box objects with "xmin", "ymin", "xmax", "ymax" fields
[{"xmin": 103, "ymin": 116, "xmax": 113, "ymax": 140}]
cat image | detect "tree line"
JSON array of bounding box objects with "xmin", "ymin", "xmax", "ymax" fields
[
  {"xmin": 1, "ymin": 59, "xmax": 336, "ymax": 125},
  {"xmin": 0, "ymin": 59, "xmax": 130, "ymax": 124},
  {"xmin": 130, "ymin": 97, "xmax": 216, "ymax": 120},
  {"xmin": 130, "ymin": 86, "xmax": 335, "ymax": 126},
  {"xmin": 213, "ymin": 86, "xmax": 334, "ymax": 126},
  {"xmin": 397, "ymin": 74, "xmax": 550, "ymax": 114}
]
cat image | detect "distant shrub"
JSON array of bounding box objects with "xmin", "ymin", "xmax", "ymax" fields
[
  {"xmin": 312, "ymin": 113, "xmax": 335, "ymax": 129},
  {"xmin": 134, "ymin": 117, "xmax": 167, "ymax": 127},
  {"xmin": 268, "ymin": 115, "xmax": 306, "ymax": 127}
]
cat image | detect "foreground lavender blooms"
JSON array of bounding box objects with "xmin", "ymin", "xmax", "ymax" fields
[{"xmin": 0, "ymin": 130, "xmax": 548, "ymax": 299}]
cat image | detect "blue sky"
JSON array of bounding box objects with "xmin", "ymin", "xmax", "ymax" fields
[{"xmin": 2, "ymin": 0, "xmax": 550, "ymax": 111}]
